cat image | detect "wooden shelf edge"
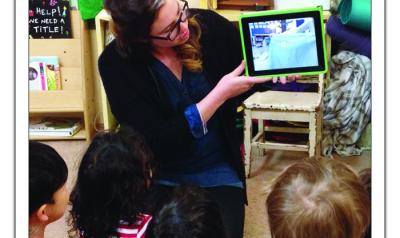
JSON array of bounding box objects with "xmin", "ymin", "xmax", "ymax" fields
[
  {"xmin": 209, "ymin": 9, "xmax": 331, "ymax": 22},
  {"xmin": 96, "ymin": 9, "xmax": 112, "ymax": 21},
  {"xmin": 29, "ymin": 90, "xmax": 84, "ymax": 112}
]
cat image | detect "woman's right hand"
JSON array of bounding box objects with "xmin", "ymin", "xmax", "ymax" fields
[
  {"xmin": 197, "ymin": 61, "xmax": 272, "ymax": 123},
  {"xmin": 215, "ymin": 61, "xmax": 272, "ymax": 101}
]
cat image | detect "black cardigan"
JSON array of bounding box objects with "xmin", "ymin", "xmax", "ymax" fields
[{"xmin": 98, "ymin": 9, "xmax": 248, "ymax": 200}]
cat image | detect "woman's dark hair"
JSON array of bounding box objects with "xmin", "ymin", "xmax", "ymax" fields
[
  {"xmin": 69, "ymin": 127, "xmax": 153, "ymax": 238},
  {"xmin": 103, "ymin": 0, "xmax": 164, "ymax": 57},
  {"xmin": 104, "ymin": 0, "xmax": 203, "ymax": 72},
  {"xmin": 29, "ymin": 141, "xmax": 68, "ymax": 216},
  {"xmin": 148, "ymin": 185, "xmax": 227, "ymax": 238}
]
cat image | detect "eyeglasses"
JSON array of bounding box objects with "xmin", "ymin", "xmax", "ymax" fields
[{"xmin": 150, "ymin": 0, "xmax": 189, "ymax": 41}]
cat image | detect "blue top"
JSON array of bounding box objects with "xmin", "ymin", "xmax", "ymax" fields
[{"xmin": 150, "ymin": 57, "xmax": 242, "ymax": 188}]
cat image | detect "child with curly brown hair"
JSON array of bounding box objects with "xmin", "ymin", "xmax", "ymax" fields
[{"xmin": 69, "ymin": 127, "xmax": 153, "ymax": 238}]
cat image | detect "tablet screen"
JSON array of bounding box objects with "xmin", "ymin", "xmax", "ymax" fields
[{"xmin": 239, "ymin": 8, "xmax": 327, "ymax": 77}]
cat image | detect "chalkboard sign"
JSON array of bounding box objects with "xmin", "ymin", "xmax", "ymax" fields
[{"xmin": 29, "ymin": 0, "xmax": 72, "ymax": 39}]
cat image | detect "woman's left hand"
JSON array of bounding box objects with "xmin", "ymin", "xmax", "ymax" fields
[{"xmin": 272, "ymin": 75, "xmax": 300, "ymax": 84}]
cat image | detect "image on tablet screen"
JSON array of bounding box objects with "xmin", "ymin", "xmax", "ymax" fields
[{"xmin": 248, "ymin": 17, "xmax": 319, "ymax": 71}]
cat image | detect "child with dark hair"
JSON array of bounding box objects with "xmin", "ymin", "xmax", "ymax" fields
[
  {"xmin": 148, "ymin": 185, "xmax": 227, "ymax": 238},
  {"xmin": 266, "ymin": 158, "xmax": 371, "ymax": 238},
  {"xmin": 69, "ymin": 127, "xmax": 153, "ymax": 238},
  {"xmin": 29, "ymin": 141, "xmax": 69, "ymax": 238}
]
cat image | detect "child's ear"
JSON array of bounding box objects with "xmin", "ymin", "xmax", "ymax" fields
[{"xmin": 36, "ymin": 204, "xmax": 49, "ymax": 222}]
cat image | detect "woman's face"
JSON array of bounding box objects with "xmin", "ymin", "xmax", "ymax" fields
[{"xmin": 150, "ymin": 0, "xmax": 190, "ymax": 48}]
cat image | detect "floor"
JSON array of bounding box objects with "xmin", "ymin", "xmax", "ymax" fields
[{"xmin": 41, "ymin": 140, "xmax": 371, "ymax": 238}]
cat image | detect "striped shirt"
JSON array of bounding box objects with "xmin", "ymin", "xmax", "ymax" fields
[{"xmin": 80, "ymin": 214, "xmax": 152, "ymax": 238}]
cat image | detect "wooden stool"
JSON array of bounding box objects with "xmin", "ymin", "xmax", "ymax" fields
[{"xmin": 243, "ymin": 74, "xmax": 324, "ymax": 178}]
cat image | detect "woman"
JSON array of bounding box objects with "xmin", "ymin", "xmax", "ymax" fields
[{"xmin": 99, "ymin": 0, "xmax": 292, "ymax": 237}]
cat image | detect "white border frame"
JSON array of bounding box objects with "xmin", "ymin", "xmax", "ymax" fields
[
  {"xmin": 386, "ymin": 0, "xmax": 399, "ymax": 237},
  {"xmin": 14, "ymin": 0, "xmax": 387, "ymax": 237},
  {"xmin": 15, "ymin": 0, "xmax": 29, "ymax": 236},
  {"xmin": 1, "ymin": 0, "xmax": 16, "ymax": 237},
  {"xmin": 371, "ymin": 0, "xmax": 385, "ymax": 236}
]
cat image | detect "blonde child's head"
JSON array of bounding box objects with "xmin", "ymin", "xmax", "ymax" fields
[{"xmin": 266, "ymin": 158, "xmax": 370, "ymax": 238}]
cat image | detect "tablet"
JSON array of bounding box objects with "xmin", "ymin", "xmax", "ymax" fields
[{"xmin": 238, "ymin": 6, "xmax": 328, "ymax": 78}]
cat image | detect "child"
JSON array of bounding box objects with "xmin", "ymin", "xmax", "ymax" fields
[
  {"xmin": 29, "ymin": 141, "xmax": 69, "ymax": 238},
  {"xmin": 266, "ymin": 158, "xmax": 370, "ymax": 238},
  {"xmin": 359, "ymin": 168, "xmax": 371, "ymax": 238},
  {"xmin": 148, "ymin": 185, "xmax": 227, "ymax": 238},
  {"xmin": 69, "ymin": 127, "xmax": 153, "ymax": 238}
]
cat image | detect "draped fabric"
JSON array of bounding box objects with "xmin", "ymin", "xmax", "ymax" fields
[{"xmin": 322, "ymin": 51, "xmax": 371, "ymax": 157}]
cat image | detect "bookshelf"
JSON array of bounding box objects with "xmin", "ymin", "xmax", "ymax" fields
[{"xmin": 29, "ymin": 10, "xmax": 95, "ymax": 141}]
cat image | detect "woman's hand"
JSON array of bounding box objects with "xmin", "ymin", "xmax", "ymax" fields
[
  {"xmin": 197, "ymin": 61, "xmax": 271, "ymax": 123},
  {"xmin": 215, "ymin": 61, "xmax": 272, "ymax": 101}
]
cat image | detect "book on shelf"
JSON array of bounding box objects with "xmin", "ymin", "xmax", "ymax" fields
[
  {"xmin": 29, "ymin": 61, "xmax": 48, "ymax": 91},
  {"xmin": 29, "ymin": 118, "xmax": 82, "ymax": 137},
  {"xmin": 29, "ymin": 56, "xmax": 62, "ymax": 90}
]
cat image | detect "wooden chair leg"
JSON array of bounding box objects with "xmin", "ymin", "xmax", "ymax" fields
[
  {"xmin": 309, "ymin": 112, "xmax": 317, "ymax": 157},
  {"xmin": 315, "ymin": 109, "xmax": 322, "ymax": 157},
  {"xmin": 244, "ymin": 109, "xmax": 252, "ymax": 178},
  {"xmin": 254, "ymin": 119, "xmax": 265, "ymax": 157}
]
